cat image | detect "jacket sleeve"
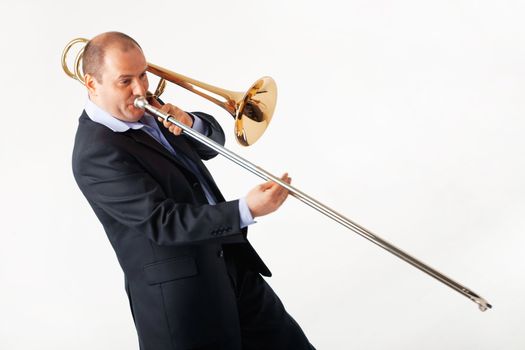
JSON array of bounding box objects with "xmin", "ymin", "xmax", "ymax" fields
[
  {"xmin": 155, "ymin": 97, "xmax": 225, "ymax": 160},
  {"xmin": 183, "ymin": 111, "xmax": 226, "ymax": 160},
  {"xmin": 73, "ymin": 136, "xmax": 241, "ymax": 246}
]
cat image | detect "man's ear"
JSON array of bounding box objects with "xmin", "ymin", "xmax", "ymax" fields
[{"xmin": 85, "ymin": 74, "xmax": 98, "ymax": 96}]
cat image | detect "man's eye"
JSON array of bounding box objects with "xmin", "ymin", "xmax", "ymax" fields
[
  {"xmin": 120, "ymin": 79, "xmax": 130, "ymax": 85},
  {"xmin": 140, "ymin": 72, "xmax": 147, "ymax": 79}
]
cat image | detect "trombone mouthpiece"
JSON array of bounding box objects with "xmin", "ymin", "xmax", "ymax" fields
[{"xmin": 134, "ymin": 96, "xmax": 148, "ymax": 109}]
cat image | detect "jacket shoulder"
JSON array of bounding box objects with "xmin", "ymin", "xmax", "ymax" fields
[{"xmin": 72, "ymin": 111, "xmax": 135, "ymax": 176}]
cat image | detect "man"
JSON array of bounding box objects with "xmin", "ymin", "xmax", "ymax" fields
[{"xmin": 72, "ymin": 31, "xmax": 315, "ymax": 350}]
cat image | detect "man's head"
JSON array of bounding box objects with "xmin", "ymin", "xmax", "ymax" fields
[{"xmin": 83, "ymin": 32, "xmax": 149, "ymax": 122}]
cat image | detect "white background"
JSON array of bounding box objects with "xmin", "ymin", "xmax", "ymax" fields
[{"xmin": 1, "ymin": 0, "xmax": 524, "ymax": 349}]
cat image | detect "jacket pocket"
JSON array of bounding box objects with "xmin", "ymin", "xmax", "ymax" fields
[{"xmin": 143, "ymin": 256, "xmax": 198, "ymax": 285}]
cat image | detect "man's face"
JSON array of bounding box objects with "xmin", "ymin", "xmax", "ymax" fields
[{"xmin": 88, "ymin": 45, "xmax": 149, "ymax": 122}]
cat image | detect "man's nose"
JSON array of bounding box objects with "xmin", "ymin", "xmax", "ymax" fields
[{"xmin": 132, "ymin": 79, "xmax": 147, "ymax": 96}]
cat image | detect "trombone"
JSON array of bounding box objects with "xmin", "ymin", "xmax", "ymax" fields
[{"xmin": 62, "ymin": 38, "xmax": 492, "ymax": 312}]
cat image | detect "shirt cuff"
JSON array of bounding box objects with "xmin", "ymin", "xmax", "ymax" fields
[
  {"xmin": 188, "ymin": 112, "xmax": 210, "ymax": 135},
  {"xmin": 238, "ymin": 197, "xmax": 256, "ymax": 229}
]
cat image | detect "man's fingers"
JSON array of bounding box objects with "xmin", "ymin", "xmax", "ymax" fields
[
  {"xmin": 159, "ymin": 103, "xmax": 172, "ymax": 115},
  {"xmin": 261, "ymin": 173, "xmax": 291, "ymax": 192},
  {"xmin": 169, "ymin": 124, "xmax": 182, "ymax": 135},
  {"xmin": 259, "ymin": 180, "xmax": 274, "ymax": 191},
  {"xmin": 260, "ymin": 174, "xmax": 291, "ymax": 207},
  {"xmin": 276, "ymin": 174, "xmax": 291, "ymax": 201},
  {"xmin": 273, "ymin": 173, "xmax": 291, "ymax": 191},
  {"xmin": 246, "ymin": 173, "xmax": 292, "ymax": 217},
  {"xmin": 149, "ymin": 96, "xmax": 162, "ymax": 108}
]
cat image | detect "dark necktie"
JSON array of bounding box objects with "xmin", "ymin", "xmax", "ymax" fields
[{"xmin": 139, "ymin": 116, "xmax": 218, "ymax": 204}]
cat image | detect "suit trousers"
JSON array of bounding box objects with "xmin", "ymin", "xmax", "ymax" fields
[{"xmin": 208, "ymin": 244, "xmax": 316, "ymax": 350}]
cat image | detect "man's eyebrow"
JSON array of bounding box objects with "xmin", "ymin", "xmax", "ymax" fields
[{"xmin": 117, "ymin": 69, "xmax": 148, "ymax": 79}]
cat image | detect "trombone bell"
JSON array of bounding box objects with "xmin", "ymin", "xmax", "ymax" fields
[{"xmin": 146, "ymin": 63, "xmax": 277, "ymax": 146}]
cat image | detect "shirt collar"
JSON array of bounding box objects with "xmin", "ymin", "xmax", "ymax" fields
[{"xmin": 84, "ymin": 98, "xmax": 144, "ymax": 132}]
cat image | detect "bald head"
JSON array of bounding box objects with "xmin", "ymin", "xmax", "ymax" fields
[{"xmin": 82, "ymin": 31, "xmax": 142, "ymax": 83}]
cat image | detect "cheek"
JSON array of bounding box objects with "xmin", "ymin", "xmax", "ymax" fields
[
  {"xmin": 97, "ymin": 87, "xmax": 113, "ymax": 105},
  {"xmin": 101, "ymin": 87, "xmax": 130, "ymax": 108},
  {"xmin": 114, "ymin": 88, "xmax": 133, "ymax": 103}
]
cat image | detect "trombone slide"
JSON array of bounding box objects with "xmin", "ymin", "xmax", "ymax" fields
[{"xmin": 134, "ymin": 97, "xmax": 492, "ymax": 312}]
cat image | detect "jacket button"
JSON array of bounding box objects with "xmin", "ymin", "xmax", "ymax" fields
[{"xmin": 218, "ymin": 249, "xmax": 224, "ymax": 258}]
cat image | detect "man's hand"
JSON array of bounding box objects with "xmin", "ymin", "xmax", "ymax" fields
[
  {"xmin": 245, "ymin": 173, "xmax": 292, "ymax": 218},
  {"xmin": 150, "ymin": 98, "xmax": 193, "ymax": 135}
]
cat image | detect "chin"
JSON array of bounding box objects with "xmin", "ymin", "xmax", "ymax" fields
[{"xmin": 126, "ymin": 106, "xmax": 145, "ymax": 121}]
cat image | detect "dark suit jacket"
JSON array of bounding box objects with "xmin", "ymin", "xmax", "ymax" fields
[{"xmin": 72, "ymin": 110, "xmax": 271, "ymax": 349}]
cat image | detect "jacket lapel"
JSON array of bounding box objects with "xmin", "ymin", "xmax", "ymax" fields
[
  {"xmin": 126, "ymin": 128, "xmax": 193, "ymax": 174},
  {"xmin": 156, "ymin": 120, "xmax": 226, "ymax": 202},
  {"xmin": 126, "ymin": 124, "xmax": 226, "ymax": 203}
]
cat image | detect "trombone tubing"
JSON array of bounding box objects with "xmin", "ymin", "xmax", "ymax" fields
[{"xmin": 134, "ymin": 97, "xmax": 492, "ymax": 312}]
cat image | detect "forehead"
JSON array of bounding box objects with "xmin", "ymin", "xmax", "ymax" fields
[{"xmin": 102, "ymin": 46, "xmax": 147, "ymax": 77}]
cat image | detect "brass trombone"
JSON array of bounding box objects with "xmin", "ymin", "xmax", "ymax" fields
[
  {"xmin": 61, "ymin": 37, "xmax": 275, "ymax": 146},
  {"xmin": 62, "ymin": 37, "xmax": 492, "ymax": 311}
]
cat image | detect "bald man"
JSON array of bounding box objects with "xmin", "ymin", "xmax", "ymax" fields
[{"xmin": 72, "ymin": 31, "xmax": 315, "ymax": 350}]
